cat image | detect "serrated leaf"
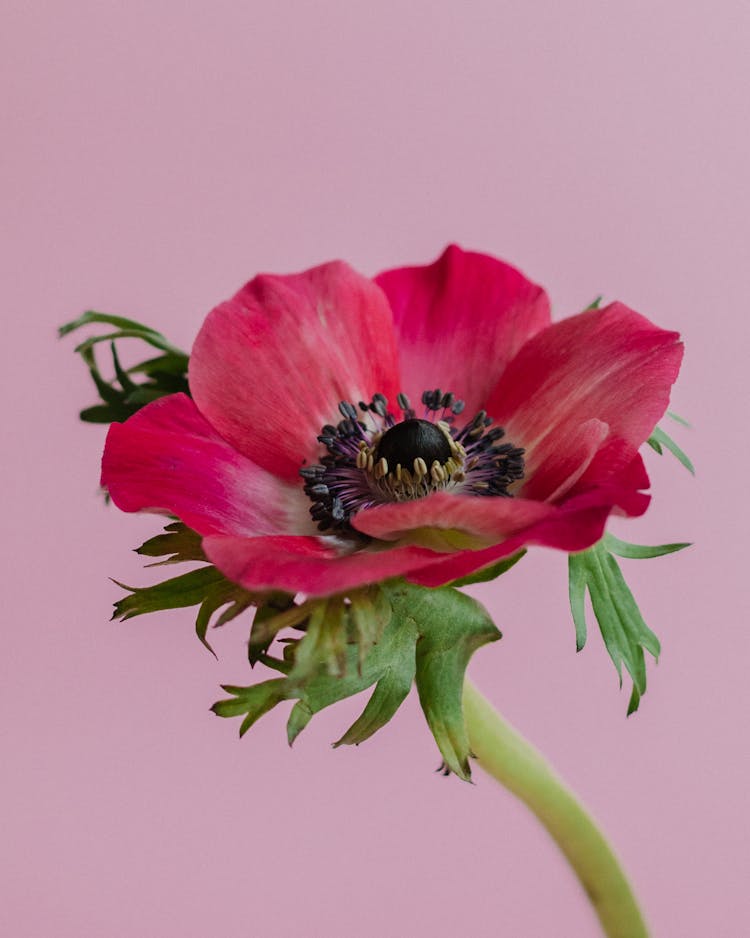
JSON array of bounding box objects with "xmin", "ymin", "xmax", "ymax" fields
[
  {"xmin": 136, "ymin": 522, "xmax": 206, "ymax": 565},
  {"xmin": 447, "ymin": 549, "xmax": 526, "ymax": 587},
  {"xmin": 112, "ymin": 554, "xmax": 267, "ymax": 657},
  {"xmin": 333, "ymin": 619, "xmax": 417, "ymax": 747},
  {"xmin": 647, "ymin": 426, "xmax": 695, "ymax": 474},
  {"xmin": 212, "ymin": 581, "xmax": 501, "ymax": 778},
  {"xmin": 568, "ymin": 541, "xmax": 661, "ymax": 713},
  {"xmin": 388, "ymin": 582, "xmax": 501, "ymax": 780},
  {"xmin": 247, "ymin": 599, "xmax": 311, "ymax": 663},
  {"xmin": 112, "ymin": 566, "xmax": 228, "ymax": 620},
  {"xmin": 604, "ymin": 533, "xmax": 691, "ymax": 560},
  {"xmin": 211, "ymin": 679, "xmax": 288, "ymax": 735}
]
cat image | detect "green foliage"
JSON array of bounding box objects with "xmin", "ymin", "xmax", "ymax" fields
[
  {"xmin": 603, "ymin": 533, "xmax": 691, "ymax": 560},
  {"xmin": 136, "ymin": 521, "xmax": 206, "ymax": 565},
  {"xmin": 568, "ymin": 535, "xmax": 689, "ymax": 714},
  {"xmin": 214, "ymin": 581, "xmax": 500, "ymax": 781},
  {"xmin": 646, "ymin": 425, "xmax": 695, "ymax": 474},
  {"xmin": 112, "ymin": 522, "xmax": 278, "ymax": 657},
  {"xmin": 447, "ymin": 550, "xmax": 526, "ymax": 587},
  {"xmin": 59, "ymin": 311, "xmax": 190, "ymax": 423}
]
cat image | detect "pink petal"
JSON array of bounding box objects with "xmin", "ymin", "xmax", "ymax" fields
[
  {"xmin": 202, "ymin": 534, "xmax": 449, "ymax": 597},
  {"xmin": 485, "ymin": 302, "xmax": 683, "ymax": 499},
  {"xmin": 101, "ymin": 393, "xmax": 310, "ymax": 537},
  {"xmin": 403, "ymin": 484, "xmax": 650, "ymax": 588},
  {"xmin": 351, "ymin": 478, "xmax": 647, "ymax": 548},
  {"xmin": 189, "ymin": 261, "xmax": 401, "ymax": 484},
  {"xmin": 375, "ymin": 245, "xmax": 551, "ymax": 416},
  {"xmin": 352, "ymin": 490, "xmax": 555, "ymax": 547}
]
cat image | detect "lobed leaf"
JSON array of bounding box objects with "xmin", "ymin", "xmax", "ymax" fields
[
  {"xmin": 212, "ymin": 580, "xmax": 500, "ymax": 780},
  {"xmin": 568, "ymin": 540, "xmax": 663, "ymax": 714}
]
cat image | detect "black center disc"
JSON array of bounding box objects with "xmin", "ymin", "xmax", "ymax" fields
[{"xmin": 373, "ymin": 419, "xmax": 452, "ymax": 469}]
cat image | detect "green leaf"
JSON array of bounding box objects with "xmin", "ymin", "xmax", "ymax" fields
[
  {"xmin": 79, "ymin": 404, "xmax": 123, "ymax": 423},
  {"xmin": 111, "ymin": 549, "xmax": 268, "ymax": 658},
  {"xmin": 112, "ymin": 566, "xmax": 229, "ymax": 620},
  {"xmin": 212, "ymin": 580, "xmax": 500, "ymax": 780},
  {"xmin": 646, "ymin": 426, "xmax": 695, "ymax": 475},
  {"xmin": 332, "ymin": 618, "xmax": 417, "ymax": 747},
  {"xmin": 603, "ymin": 533, "xmax": 691, "ymax": 560},
  {"xmin": 287, "ymin": 598, "xmax": 348, "ymax": 685},
  {"xmin": 666, "ymin": 410, "xmax": 691, "ymax": 427},
  {"xmin": 447, "ymin": 550, "xmax": 526, "ymax": 587},
  {"xmin": 136, "ymin": 522, "xmax": 206, "ymax": 565},
  {"xmin": 61, "ymin": 311, "xmax": 190, "ymax": 427},
  {"xmin": 568, "ymin": 541, "xmax": 662, "ymax": 714},
  {"xmin": 349, "ymin": 586, "xmax": 392, "ymax": 669},
  {"xmin": 568, "ymin": 554, "xmax": 588, "ymax": 651},
  {"xmin": 393, "ymin": 584, "xmax": 500, "ymax": 780},
  {"xmin": 211, "ymin": 680, "xmax": 289, "ymax": 736},
  {"xmin": 60, "ymin": 311, "xmax": 186, "ymax": 357},
  {"xmin": 584, "ymin": 295, "xmax": 603, "ymax": 310}
]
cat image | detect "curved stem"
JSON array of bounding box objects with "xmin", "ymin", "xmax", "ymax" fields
[{"xmin": 463, "ymin": 679, "xmax": 649, "ymax": 938}]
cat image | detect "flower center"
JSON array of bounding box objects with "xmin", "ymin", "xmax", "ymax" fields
[
  {"xmin": 374, "ymin": 418, "xmax": 453, "ymax": 469},
  {"xmin": 300, "ymin": 390, "xmax": 525, "ymax": 534}
]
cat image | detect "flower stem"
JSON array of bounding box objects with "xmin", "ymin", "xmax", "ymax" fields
[{"xmin": 462, "ymin": 679, "xmax": 649, "ymax": 938}]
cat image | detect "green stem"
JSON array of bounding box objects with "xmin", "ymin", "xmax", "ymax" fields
[{"xmin": 463, "ymin": 679, "xmax": 649, "ymax": 938}]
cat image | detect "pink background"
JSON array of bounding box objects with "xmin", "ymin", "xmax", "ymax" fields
[{"xmin": 3, "ymin": 2, "xmax": 748, "ymax": 936}]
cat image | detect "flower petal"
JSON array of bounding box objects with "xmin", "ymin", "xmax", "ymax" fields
[
  {"xmin": 485, "ymin": 302, "xmax": 683, "ymax": 499},
  {"xmin": 374, "ymin": 245, "xmax": 551, "ymax": 416},
  {"xmin": 402, "ymin": 484, "xmax": 650, "ymax": 588},
  {"xmin": 202, "ymin": 534, "xmax": 448, "ymax": 597},
  {"xmin": 351, "ymin": 472, "xmax": 648, "ymax": 546},
  {"xmin": 189, "ymin": 261, "xmax": 401, "ymax": 483},
  {"xmin": 101, "ymin": 393, "xmax": 310, "ymax": 536},
  {"xmin": 352, "ymin": 490, "xmax": 555, "ymax": 547}
]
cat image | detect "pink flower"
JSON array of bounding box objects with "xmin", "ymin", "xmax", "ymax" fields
[{"xmin": 102, "ymin": 246, "xmax": 682, "ymax": 597}]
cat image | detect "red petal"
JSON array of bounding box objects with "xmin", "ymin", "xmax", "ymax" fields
[
  {"xmin": 375, "ymin": 245, "xmax": 551, "ymax": 417},
  {"xmin": 202, "ymin": 534, "xmax": 448, "ymax": 597},
  {"xmin": 352, "ymin": 490, "xmax": 554, "ymax": 546},
  {"xmin": 403, "ymin": 484, "xmax": 650, "ymax": 588},
  {"xmin": 485, "ymin": 302, "xmax": 683, "ymax": 499},
  {"xmin": 101, "ymin": 393, "xmax": 309, "ymax": 536},
  {"xmin": 189, "ymin": 261, "xmax": 401, "ymax": 484}
]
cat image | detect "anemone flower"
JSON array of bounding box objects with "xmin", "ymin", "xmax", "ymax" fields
[{"xmin": 102, "ymin": 245, "xmax": 682, "ymax": 595}]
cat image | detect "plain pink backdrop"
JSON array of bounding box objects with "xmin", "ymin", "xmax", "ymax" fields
[{"xmin": 3, "ymin": 2, "xmax": 748, "ymax": 936}]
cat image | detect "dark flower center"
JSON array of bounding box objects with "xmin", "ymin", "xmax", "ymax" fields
[
  {"xmin": 374, "ymin": 418, "xmax": 453, "ymax": 473},
  {"xmin": 300, "ymin": 389, "xmax": 525, "ymax": 535}
]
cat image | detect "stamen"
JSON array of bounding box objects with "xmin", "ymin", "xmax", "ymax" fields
[{"xmin": 302, "ymin": 389, "xmax": 524, "ymax": 533}]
